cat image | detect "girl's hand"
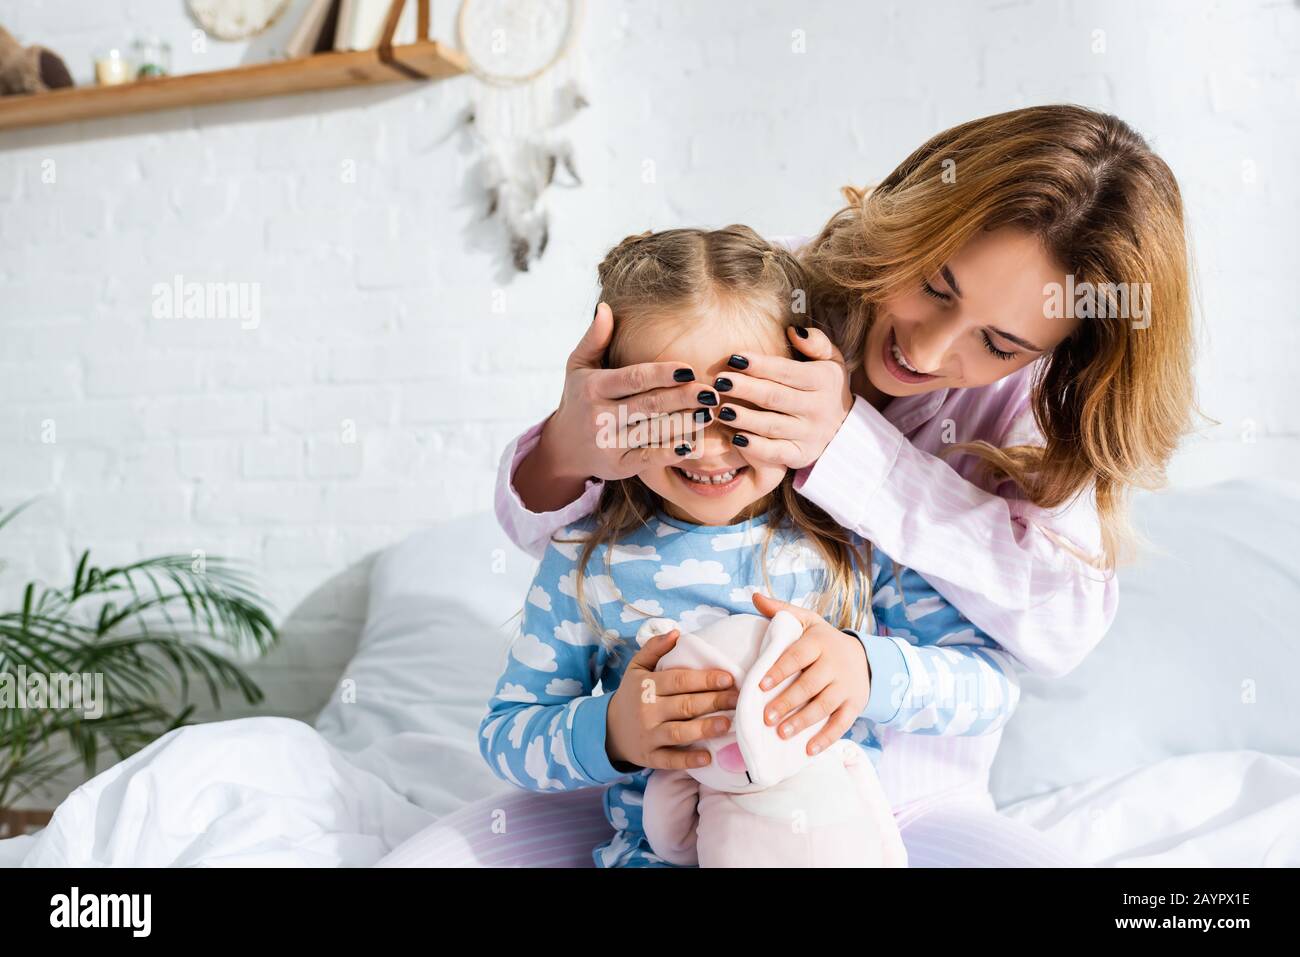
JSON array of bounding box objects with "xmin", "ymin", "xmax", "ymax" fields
[
  {"xmin": 521, "ymin": 303, "xmax": 718, "ymax": 505},
  {"xmin": 750, "ymin": 592, "xmax": 871, "ymax": 757},
  {"xmin": 717, "ymin": 325, "xmax": 853, "ymax": 469},
  {"xmin": 605, "ymin": 629, "xmax": 739, "ymax": 771}
]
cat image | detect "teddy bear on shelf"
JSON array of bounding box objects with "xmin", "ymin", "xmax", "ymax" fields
[
  {"xmin": 636, "ymin": 612, "xmax": 907, "ymax": 868},
  {"xmin": 0, "ymin": 25, "xmax": 73, "ymax": 96}
]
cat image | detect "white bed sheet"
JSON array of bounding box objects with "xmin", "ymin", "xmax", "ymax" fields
[{"xmin": 1000, "ymin": 750, "xmax": 1300, "ymax": 866}]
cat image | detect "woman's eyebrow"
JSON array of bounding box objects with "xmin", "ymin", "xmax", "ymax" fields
[
  {"xmin": 940, "ymin": 265, "xmax": 963, "ymax": 297},
  {"xmin": 988, "ymin": 327, "xmax": 1046, "ymax": 353}
]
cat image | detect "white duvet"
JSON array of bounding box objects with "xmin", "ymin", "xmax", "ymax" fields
[
  {"xmin": 1, "ymin": 718, "xmax": 441, "ymax": 867},
  {"xmin": 1, "ymin": 717, "xmax": 1295, "ymax": 866}
]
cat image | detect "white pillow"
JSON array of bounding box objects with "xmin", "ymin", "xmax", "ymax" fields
[
  {"xmin": 314, "ymin": 512, "xmax": 536, "ymax": 819},
  {"xmin": 990, "ymin": 479, "xmax": 1300, "ymax": 806}
]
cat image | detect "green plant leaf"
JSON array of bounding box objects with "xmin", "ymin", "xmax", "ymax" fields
[{"xmin": 0, "ymin": 541, "xmax": 279, "ymax": 808}]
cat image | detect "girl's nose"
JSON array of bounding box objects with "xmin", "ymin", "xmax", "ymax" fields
[{"xmin": 693, "ymin": 421, "xmax": 735, "ymax": 456}]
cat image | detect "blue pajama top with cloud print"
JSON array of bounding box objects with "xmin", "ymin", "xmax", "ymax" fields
[{"xmin": 478, "ymin": 510, "xmax": 1020, "ymax": 867}]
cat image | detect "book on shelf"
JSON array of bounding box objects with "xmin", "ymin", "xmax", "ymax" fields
[{"xmin": 334, "ymin": 0, "xmax": 418, "ymax": 52}]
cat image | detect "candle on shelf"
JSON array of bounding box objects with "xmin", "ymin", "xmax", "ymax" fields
[{"xmin": 94, "ymin": 48, "xmax": 133, "ymax": 86}]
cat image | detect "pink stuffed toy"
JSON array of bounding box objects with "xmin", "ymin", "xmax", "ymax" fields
[{"xmin": 638, "ymin": 612, "xmax": 908, "ymax": 868}]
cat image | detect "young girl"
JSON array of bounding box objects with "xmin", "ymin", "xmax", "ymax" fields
[{"xmin": 475, "ymin": 227, "xmax": 1027, "ymax": 868}]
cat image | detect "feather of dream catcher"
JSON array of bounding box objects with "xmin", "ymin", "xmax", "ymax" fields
[{"xmin": 456, "ymin": 0, "xmax": 587, "ymax": 271}]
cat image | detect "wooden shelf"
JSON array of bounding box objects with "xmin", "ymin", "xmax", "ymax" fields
[{"xmin": 0, "ymin": 40, "xmax": 468, "ymax": 132}]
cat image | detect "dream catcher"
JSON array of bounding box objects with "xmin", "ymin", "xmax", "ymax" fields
[{"xmin": 456, "ymin": 0, "xmax": 587, "ymax": 271}]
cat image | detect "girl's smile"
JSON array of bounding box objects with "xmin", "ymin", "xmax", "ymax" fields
[{"xmin": 671, "ymin": 464, "xmax": 751, "ymax": 497}]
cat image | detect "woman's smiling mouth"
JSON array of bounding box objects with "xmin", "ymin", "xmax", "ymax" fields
[{"xmin": 883, "ymin": 328, "xmax": 938, "ymax": 384}]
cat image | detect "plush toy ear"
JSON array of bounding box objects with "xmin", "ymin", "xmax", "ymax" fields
[
  {"xmin": 732, "ymin": 610, "xmax": 825, "ymax": 788},
  {"xmin": 634, "ymin": 617, "xmax": 678, "ymax": 648}
]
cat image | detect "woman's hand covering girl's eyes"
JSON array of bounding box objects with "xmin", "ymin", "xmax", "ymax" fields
[
  {"xmin": 714, "ymin": 326, "xmax": 854, "ymax": 470},
  {"xmin": 545, "ymin": 303, "xmax": 717, "ymax": 482}
]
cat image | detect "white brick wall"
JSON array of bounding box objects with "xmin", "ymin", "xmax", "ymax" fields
[{"xmin": 1, "ymin": 0, "xmax": 1297, "ymax": 802}]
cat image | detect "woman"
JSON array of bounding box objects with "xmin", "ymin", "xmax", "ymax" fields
[{"xmin": 380, "ymin": 104, "xmax": 1196, "ymax": 867}]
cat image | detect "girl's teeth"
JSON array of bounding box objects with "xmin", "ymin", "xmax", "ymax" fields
[
  {"xmin": 892, "ymin": 343, "xmax": 921, "ymax": 374},
  {"xmin": 682, "ymin": 469, "xmax": 737, "ymax": 485}
]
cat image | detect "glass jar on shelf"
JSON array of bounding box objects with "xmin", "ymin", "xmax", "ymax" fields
[{"xmin": 132, "ymin": 35, "xmax": 171, "ymax": 79}]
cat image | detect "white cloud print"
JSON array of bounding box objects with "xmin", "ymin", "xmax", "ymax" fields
[
  {"xmin": 553, "ymin": 619, "xmax": 599, "ymax": 646},
  {"xmin": 655, "ymin": 559, "xmax": 730, "ymax": 589},
  {"xmin": 548, "ymin": 527, "xmax": 590, "ymax": 560},
  {"xmin": 729, "ymin": 585, "xmax": 761, "ymax": 603},
  {"xmin": 710, "ymin": 526, "xmax": 766, "ymax": 552},
  {"xmin": 495, "ymin": 682, "xmax": 537, "ymax": 703},
  {"xmin": 511, "ymin": 633, "xmax": 557, "ymax": 672},
  {"xmin": 508, "ymin": 706, "xmax": 540, "ymax": 747},
  {"xmin": 620, "ymin": 598, "xmax": 664, "ymax": 622},
  {"xmin": 936, "ymin": 627, "xmax": 982, "ymax": 647},
  {"xmin": 874, "ymin": 583, "xmax": 904, "ymax": 609},
  {"xmin": 766, "ymin": 541, "xmax": 827, "ymax": 576},
  {"xmin": 557, "ymin": 571, "xmax": 621, "ymax": 604},
  {"xmin": 609, "ymin": 543, "xmax": 660, "ymax": 564},
  {"xmin": 524, "ymin": 737, "xmax": 563, "ymax": 790},
  {"xmin": 527, "ymin": 585, "xmax": 551, "ymax": 612},
  {"xmin": 546, "ymin": 677, "xmax": 584, "ymax": 696},
  {"xmin": 905, "ymin": 595, "xmax": 946, "ymax": 621}
]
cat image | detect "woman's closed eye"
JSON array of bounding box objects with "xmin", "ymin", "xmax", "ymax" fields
[
  {"xmin": 980, "ymin": 331, "xmax": 1018, "ymax": 361},
  {"xmin": 921, "ymin": 280, "xmax": 951, "ymax": 302}
]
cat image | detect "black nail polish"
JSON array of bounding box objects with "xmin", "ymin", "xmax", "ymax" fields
[
  {"xmin": 795, "ymin": 326, "xmax": 809, "ymax": 339},
  {"xmin": 718, "ymin": 406, "xmax": 736, "ymax": 422},
  {"xmin": 727, "ymin": 355, "xmax": 749, "ymax": 370},
  {"xmin": 732, "ymin": 434, "xmax": 749, "ymax": 447},
  {"xmin": 675, "ymin": 443, "xmax": 692, "ymax": 456},
  {"xmin": 697, "ymin": 391, "xmax": 717, "ymax": 406},
  {"xmin": 713, "ymin": 376, "xmax": 732, "ymax": 393},
  {"xmin": 593, "ymin": 303, "xmax": 599, "ymax": 319},
  {"xmin": 673, "ymin": 368, "xmax": 694, "ymax": 383},
  {"xmin": 694, "ymin": 408, "xmax": 712, "ymax": 424}
]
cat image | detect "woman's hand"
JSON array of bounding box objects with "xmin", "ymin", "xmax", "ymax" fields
[
  {"xmin": 717, "ymin": 326, "xmax": 854, "ymax": 469},
  {"xmin": 514, "ymin": 303, "xmax": 718, "ymax": 511},
  {"xmin": 750, "ymin": 593, "xmax": 871, "ymax": 757},
  {"xmin": 605, "ymin": 629, "xmax": 739, "ymax": 771}
]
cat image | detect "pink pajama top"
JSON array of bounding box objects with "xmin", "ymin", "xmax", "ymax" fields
[{"xmin": 492, "ymin": 245, "xmax": 1117, "ymax": 810}]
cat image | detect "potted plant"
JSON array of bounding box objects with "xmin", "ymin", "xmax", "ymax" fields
[{"xmin": 0, "ymin": 504, "xmax": 277, "ymax": 836}]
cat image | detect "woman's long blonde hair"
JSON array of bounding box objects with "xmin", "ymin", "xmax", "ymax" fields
[
  {"xmin": 802, "ymin": 105, "xmax": 1198, "ymax": 567},
  {"xmin": 563, "ymin": 226, "xmax": 873, "ymax": 651}
]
